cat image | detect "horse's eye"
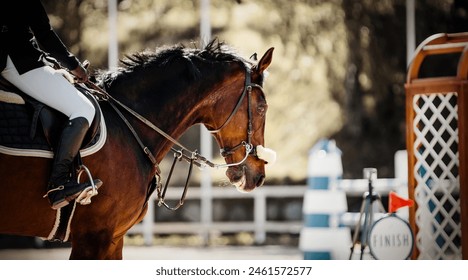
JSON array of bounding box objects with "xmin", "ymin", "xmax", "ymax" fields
[{"xmin": 257, "ymin": 104, "xmax": 267, "ymax": 116}]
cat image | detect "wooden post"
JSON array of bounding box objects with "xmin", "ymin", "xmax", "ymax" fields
[
  {"xmin": 404, "ymin": 85, "xmax": 418, "ymax": 259},
  {"xmin": 457, "ymin": 82, "xmax": 468, "ymax": 259}
]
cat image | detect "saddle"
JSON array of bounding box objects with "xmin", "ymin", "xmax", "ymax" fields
[
  {"xmin": 0, "ymin": 74, "xmax": 106, "ymax": 242},
  {"xmin": 0, "ymin": 75, "xmax": 103, "ymax": 156}
]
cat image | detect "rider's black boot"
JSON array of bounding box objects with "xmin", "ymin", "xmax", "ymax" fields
[{"xmin": 43, "ymin": 117, "xmax": 102, "ymax": 210}]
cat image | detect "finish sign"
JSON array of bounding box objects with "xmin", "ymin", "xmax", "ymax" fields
[{"xmin": 369, "ymin": 214, "xmax": 414, "ymax": 260}]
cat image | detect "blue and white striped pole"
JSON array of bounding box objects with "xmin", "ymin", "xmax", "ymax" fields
[{"xmin": 299, "ymin": 139, "xmax": 351, "ymax": 259}]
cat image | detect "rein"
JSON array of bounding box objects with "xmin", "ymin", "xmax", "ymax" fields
[{"xmin": 85, "ymin": 66, "xmax": 265, "ymax": 210}]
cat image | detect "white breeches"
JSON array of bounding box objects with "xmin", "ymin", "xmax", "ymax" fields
[{"xmin": 1, "ymin": 56, "xmax": 95, "ymax": 124}]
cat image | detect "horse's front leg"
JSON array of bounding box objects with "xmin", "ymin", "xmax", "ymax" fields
[{"xmin": 69, "ymin": 231, "xmax": 124, "ymax": 259}]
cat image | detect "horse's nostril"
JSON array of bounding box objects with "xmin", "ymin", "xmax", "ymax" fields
[
  {"xmin": 226, "ymin": 166, "xmax": 244, "ymax": 182},
  {"xmin": 256, "ymin": 175, "xmax": 266, "ymax": 187}
]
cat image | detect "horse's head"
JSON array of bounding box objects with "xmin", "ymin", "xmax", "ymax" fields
[
  {"xmin": 207, "ymin": 47, "xmax": 276, "ymax": 192},
  {"xmin": 99, "ymin": 42, "xmax": 275, "ymax": 193}
]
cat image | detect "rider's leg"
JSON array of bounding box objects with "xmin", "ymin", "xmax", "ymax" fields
[
  {"xmin": 1, "ymin": 56, "xmax": 95, "ymax": 124},
  {"xmin": 1, "ymin": 56, "xmax": 102, "ymax": 209},
  {"xmin": 44, "ymin": 116, "xmax": 102, "ymax": 209}
]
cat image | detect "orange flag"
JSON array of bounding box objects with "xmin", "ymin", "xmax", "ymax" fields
[{"xmin": 389, "ymin": 191, "xmax": 414, "ymax": 213}]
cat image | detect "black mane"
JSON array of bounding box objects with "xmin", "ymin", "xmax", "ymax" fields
[
  {"xmin": 97, "ymin": 40, "xmax": 250, "ymax": 85},
  {"xmin": 125, "ymin": 40, "xmax": 245, "ymax": 68}
]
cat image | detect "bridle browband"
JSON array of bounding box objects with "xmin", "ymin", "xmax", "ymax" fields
[{"xmin": 85, "ymin": 64, "xmax": 266, "ymax": 210}]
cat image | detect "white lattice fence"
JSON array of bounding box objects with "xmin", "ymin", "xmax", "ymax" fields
[{"xmin": 412, "ymin": 92, "xmax": 462, "ymax": 259}]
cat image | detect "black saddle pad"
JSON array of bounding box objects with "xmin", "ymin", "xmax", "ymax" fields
[
  {"xmin": 0, "ymin": 99, "xmax": 51, "ymax": 151},
  {"xmin": 0, "ymin": 79, "xmax": 103, "ymax": 154}
]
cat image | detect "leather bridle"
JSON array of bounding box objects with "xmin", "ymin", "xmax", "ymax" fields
[
  {"xmin": 85, "ymin": 63, "xmax": 267, "ymax": 210},
  {"xmin": 207, "ymin": 67, "xmax": 266, "ymax": 168}
]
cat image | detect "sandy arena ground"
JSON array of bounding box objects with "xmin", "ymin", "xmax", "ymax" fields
[{"xmin": 0, "ymin": 245, "xmax": 302, "ymax": 260}]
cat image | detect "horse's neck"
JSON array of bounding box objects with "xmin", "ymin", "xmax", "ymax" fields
[
  {"xmin": 103, "ymin": 64, "xmax": 244, "ymax": 164},
  {"xmin": 105, "ymin": 79, "xmax": 213, "ymax": 163}
]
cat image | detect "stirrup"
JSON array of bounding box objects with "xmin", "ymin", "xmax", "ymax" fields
[
  {"xmin": 76, "ymin": 165, "xmax": 101, "ymax": 205},
  {"xmin": 43, "ymin": 182, "xmax": 94, "ymax": 210}
]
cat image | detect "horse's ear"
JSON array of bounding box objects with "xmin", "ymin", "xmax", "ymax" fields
[{"xmin": 253, "ymin": 47, "xmax": 274, "ymax": 74}]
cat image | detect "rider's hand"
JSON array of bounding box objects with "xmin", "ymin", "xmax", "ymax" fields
[{"xmin": 70, "ymin": 64, "xmax": 89, "ymax": 83}]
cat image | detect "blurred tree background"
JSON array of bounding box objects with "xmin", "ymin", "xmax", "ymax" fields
[{"xmin": 42, "ymin": 0, "xmax": 468, "ymax": 183}]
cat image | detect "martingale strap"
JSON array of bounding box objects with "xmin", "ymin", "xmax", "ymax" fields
[{"xmin": 156, "ymin": 150, "xmax": 194, "ymax": 211}]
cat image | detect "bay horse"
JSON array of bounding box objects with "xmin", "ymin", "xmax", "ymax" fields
[{"xmin": 0, "ymin": 41, "xmax": 274, "ymax": 259}]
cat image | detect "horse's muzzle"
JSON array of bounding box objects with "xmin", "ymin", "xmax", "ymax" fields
[{"xmin": 226, "ymin": 164, "xmax": 265, "ymax": 192}]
